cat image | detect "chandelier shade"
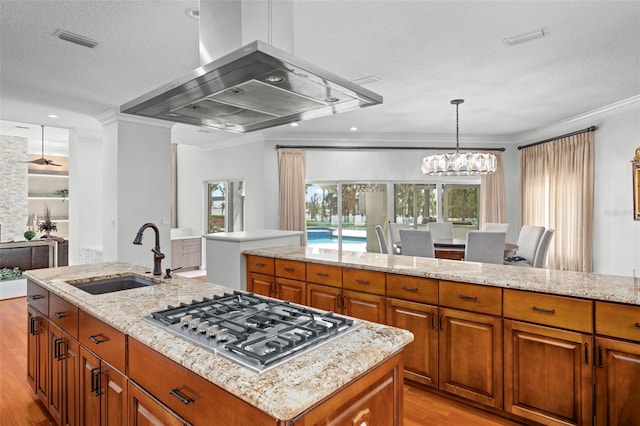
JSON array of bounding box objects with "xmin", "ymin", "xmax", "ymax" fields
[{"xmin": 422, "ymin": 99, "xmax": 496, "ymax": 176}]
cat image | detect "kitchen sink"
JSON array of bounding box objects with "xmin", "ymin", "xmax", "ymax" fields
[{"xmin": 72, "ymin": 276, "xmax": 158, "ymax": 295}]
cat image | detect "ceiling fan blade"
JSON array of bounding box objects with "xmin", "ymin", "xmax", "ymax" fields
[
  {"xmin": 26, "ymin": 158, "xmax": 48, "ymax": 165},
  {"xmin": 44, "ymin": 159, "xmax": 62, "ymax": 166}
]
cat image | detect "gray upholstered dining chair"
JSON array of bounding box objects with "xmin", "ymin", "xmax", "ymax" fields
[
  {"xmin": 483, "ymin": 222, "xmax": 510, "ymax": 233},
  {"xmin": 532, "ymin": 229, "xmax": 555, "ymax": 268},
  {"xmin": 375, "ymin": 225, "xmax": 389, "ymax": 254},
  {"xmin": 427, "ymin": 222, "xmax": 454, "ymax": 241},
  {"xmin": 399, "ymin": 229, "xmax": 435, "ymax": 258},
  {"xmin": 388, "ymin": 222, "xmax": 410, "ymax": 254},
  {"xmin": 464, "ymin": 231, "xmax": 507, "ymax": 264},
  {"xmin": 504, "ymin": 225, "xmax": 545, "ymax": 266}
]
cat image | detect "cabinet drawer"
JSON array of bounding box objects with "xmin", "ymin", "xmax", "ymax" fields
[
  {"xmin": 275, "ymin": 259, "xmax": 306, "ymax": 281},
  {"xmin": 306, "ymin": 263, "xmax": 342, "ymax": 287},
  {"xmin": 181, "ymin": 238, "xmax": 201, "ymax": 248},
  {"xmin": 128, "ymin": 338, "xmax": 274, "ymax": 425},
  {"xmin": 439, "ymin": 281, "xmax": 502, "ymax": 316},
  {"xmin": 343, "ymin": 268, "xmax": 385, "ymax": 296},
  {"xmin": 246, "ymin": 255, "xmax": 274, "ymax": 275},
  {"xmin": 387, "ymin": 274, "xmax": 438, "ymax": 304},
  {"xmin": 504, "ymin": 289, "xmax": 593, "ymax": 333},
  {"xmin": 78, "ymin": 310, "xmax": 126, "ymax": 373},
  {"xmin": 49, "ymin": 293, "xmax": 79, "ymax": 339},
  {"xmin": 27, "ymin": 280, "xmax": 49, "ymax": 316},
  {"xmin": 596, "ymin": 302, "xmax": 640, "ymax": 342},
  {"xmin": 182, "ymin": 243, "xmax": 201, "ymax": 255}
]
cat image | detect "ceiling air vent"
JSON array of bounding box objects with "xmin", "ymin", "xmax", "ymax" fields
[{"xmin": 54, "ymin": 29, "xmax": 98, "ymax": 49}]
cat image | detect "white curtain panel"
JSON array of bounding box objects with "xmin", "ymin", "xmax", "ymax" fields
[
  {"xmin": 521, "ymin": 131, "xmax": 594, "ymax": 272},
  {"xmin": 480, "ymin": 152, "xmax": 506, "ymax": 228},
  {"xmin": 278, "ymin": 148, "xmax": 307, "ymax": 246}
]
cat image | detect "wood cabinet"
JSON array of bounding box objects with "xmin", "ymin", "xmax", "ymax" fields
[
  {"xmin": 503, "ymin": 289, "xmax": 593, "ymax": 425},
  {"xmin": 594, "ymin": 302, "xmax": 640, "ymax": 426},
  {"xmin": 247, "ymin": 272, "xmax": 273, "ymax": 298},
  {"xmin": 79, "ymin": 346, "xmax": 127, "ymax": 426},
  {"xmin": 171, "ymin": 237, "xmax": 202, "ymax": 271},
  {"xmin": 386, "ymin": 274, "xmax": 439, "ymax": 387},
  {"xmin": 128, "ymin": 382, "xmax": 187, "ymax": 426},
  {"xmin": 27, "ymin": 303, "xmax": 48, "ymax": 403},
  {"xmin": 48, "ymin": 322, "xmax": 80, "ymax": 426},
  {"xmin": 247, "ymin": 258, "xmax": 307, "ymax": 304},
  {"xmin": 438, "ymin": 281, "xmax": 503, "ymax": 409},
  {"xmin": 387, "ymin": 297, "xmax": 438, "ymax": 387}
]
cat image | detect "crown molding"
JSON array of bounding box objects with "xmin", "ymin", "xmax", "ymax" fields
[
  {"xmin": 96, "ymin": 109, "xmax": 175, "ymax": 129},
  {"xmin": 510, "ymin": 95, "xmax": 640, "ymax": 145}
]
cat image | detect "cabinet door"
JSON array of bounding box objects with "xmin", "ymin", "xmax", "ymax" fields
[
  {"xmin": 170, "ymin": 240, "xmax": 182, "ymax": 270},
  {"xmin": 128, "ymin": 382, "xmax": 186, "ymax": 426},
  {"xmin": 247, "ymin": 272, "xmax": 273, "ymax": 298},
  {"xmin": 343, "ymin": 290, "xmax": 386, "ymax": 324},
  {"xmin": 595, "ymin": 337, "xmax": 640, "ymax": 426},
  {"xmin": 27, "ymin": 305, "xmax": 38, "ymax": 391},
  {"xmin": 36, "ymin": 312, "xmax": 49, "ymax": 406},
  {"xmin": 306, "ymin": 283, "xmax": 341, "ymax": 313},
  {"xmin": 49, "ymin": 323, "xmax": 65, "ymax": 425},
  {"xmin": 79, "ymin": 347, "xmax": 101, "ymax": 426},
  {"xmin": 64, "ymin": 334, "xmax": 80, "ymax": 426},
  {"xmin": 439, "ymin": 308, "xmax": 503, "ymax": 409},
  {"xmin": 275, "ymin": 277, "xmax": 305, "ymax": 304},
  {"xmin": 386, "ymin": 298, "xmax": 438, "ymax": 387},
  {"xmin": 504, "ymin": 320, "xmax": 593, "ymax": 426},
  {"xmin": 101, "ymin": 361, "xmax": 127, "ymax": 426}
]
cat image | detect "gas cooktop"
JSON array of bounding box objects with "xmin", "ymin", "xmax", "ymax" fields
[{"xmin": 144, "ymin": 291, "xmax": 359, "ymax": 373}]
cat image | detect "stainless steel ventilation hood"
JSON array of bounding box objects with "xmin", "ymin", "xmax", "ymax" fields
[{"xmin": 120, "ymin": 40, "xmax": 383, "ymax": 133}]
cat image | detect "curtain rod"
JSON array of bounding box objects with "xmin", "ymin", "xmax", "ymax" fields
[
  {"xmin": 275, "ymin": 144, "xmax": 506, "ymax": 152},
  {"xmin": 517, "ymin": 126, "xmax": 597, "ymax": 150}
]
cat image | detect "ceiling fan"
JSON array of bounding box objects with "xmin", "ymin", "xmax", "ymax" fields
[{"xmin": 25, "ymin": 125, "xmax": 61, "ymax": 166}]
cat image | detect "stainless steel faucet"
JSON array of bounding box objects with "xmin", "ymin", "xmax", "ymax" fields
[{"xmin": 133, "ymin": 223, "xmax": 165, "ymax": 276}]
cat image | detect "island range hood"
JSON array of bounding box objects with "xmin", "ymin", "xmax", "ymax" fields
[{"xmin": 120, "ymin": 38, "xmax": 383, "ymax": 133}]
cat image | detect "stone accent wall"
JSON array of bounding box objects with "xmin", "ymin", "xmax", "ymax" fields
[{"xmin": 0, "ymin": 135, "xmax": 28, "ymax": 242}]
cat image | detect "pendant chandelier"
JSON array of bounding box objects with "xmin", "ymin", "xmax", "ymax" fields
[{"xmin": 421, "ymin": 99, "xmax": 496, "ymax": 176}]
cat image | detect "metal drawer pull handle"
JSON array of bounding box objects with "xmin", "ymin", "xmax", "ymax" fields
[
  {"xmin": 317, "ymin": 272, "xmax": 329, "ymax": 277},
  {"xmin": 88, "ymin": 334, "xmax": 108, "ymax": 344},
  {"xmin": 635, "ymin": 323, "xmax": 640, "ymax": 328},
  {"xmin": 284, "ymin": 267, "xmax": 294, "ymax": 272},
  {"xmin": 352, "ymin": 408, "xmax": 370, "ymax": 426},
  {"xmin": 597, "ymin": 346, "xmax": 603, "ymax": 368},
  {"xmin": 584, "ymin": 343, "xmax": 589, "ymax": 365},
  {"xmin": 255, "ymin": 263, "xmax": 265, "ymax": 267},
  {"xmin": 29, "ymin": 294, "xmax": 43, "ymax": 300},
  {"xmin": 532, "ymin": 306, "xmax": 556, "ymax": 314},
  {"xmin": 54, "ymin": 311, "xmax": 68, "ymax": 319},
  {"xmin": 402, "ymin": 286, "xmax": 418, "ymax": 292},
  {"xmin": 29, "ymin": 317, "xmax": 39, "ymax": 335},
  {"xmin": 355, "ymin": 279, "xmax": 369, "ymax": 285},
  {"xmin": 170, "ymin": 387, "xmax": 196, "ymax": 405},
  {"xmin": 458, "ymin": 294, "xmax": 478, "ymax": 301}
]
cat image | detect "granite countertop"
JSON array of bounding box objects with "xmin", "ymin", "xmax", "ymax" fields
[
  {"xmin": 23, "ymin": 263, "xmax": 413, "ymax": 421},
  {"xmin": 244, "ymin": 246, "xmax": 640, "ymax": 306}
]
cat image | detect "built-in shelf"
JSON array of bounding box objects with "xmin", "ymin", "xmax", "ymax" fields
[
  {"xmin": 28, "ymin": 193, "xmax": 69, "ymax": 199},
  {"xmin": 28, "ymin": 169, "xmax": 68, "ymax": 177}
]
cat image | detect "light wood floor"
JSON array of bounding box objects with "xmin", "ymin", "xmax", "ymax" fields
[{"xmin": 0, "ymin": 296, "xmax": 522, "ymax": 426}]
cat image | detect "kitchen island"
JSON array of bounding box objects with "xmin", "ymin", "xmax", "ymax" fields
[
  {"xmin": 244, "ymin": 246, "xmax": 640, "ymax": 426},
  {"xmin": 24, "ymin": 262, "xmax": 412, "ymax": 425}
]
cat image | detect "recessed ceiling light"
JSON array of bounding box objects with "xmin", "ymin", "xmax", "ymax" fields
[
  {"xmin": 325, "ymin": 97, "xmax": 340, "ymax": 103},
  {"xmin": 350, "ymin": 127, "xmax": 358, "ymax": 132},
  {"xmin": 503, "ymin": 27, "xmax": 550, "ymax": 46},
  {"xmin": 265, "ymin": 75, "xmax": 284, "ymax": 84},
  {"xmin": 48, "ymin": 114, "xmax": 58, "ymax": 119},
  {"xmin": 185, "ymin": 8, "xmax": 199, "ymax": 20},
  {"xmin": 290, "ymin": 122, "xmax": 299, "ymax": 127}
]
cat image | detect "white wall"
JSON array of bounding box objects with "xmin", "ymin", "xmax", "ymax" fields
[{"xmin": 68, "ymin": 130, "xmax": 103, "ymax": 265}]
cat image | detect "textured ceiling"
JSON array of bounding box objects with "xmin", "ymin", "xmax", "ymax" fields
[{"xmin": 1, "ymin": 0, "xmax": 639, "ymax": 151}]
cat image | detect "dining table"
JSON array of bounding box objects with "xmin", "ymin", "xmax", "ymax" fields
[{"xmin": 395, "ymin": 238, "xmax": 518, "ymax": 260}]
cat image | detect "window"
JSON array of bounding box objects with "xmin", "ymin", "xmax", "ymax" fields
[
  {"xmin": 206, "ymin": 180, "xmax": 245, "ymax": 233},
  {"xmin": 307, "ymin": 181, "xmax": 479, "ymax": 251}
]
